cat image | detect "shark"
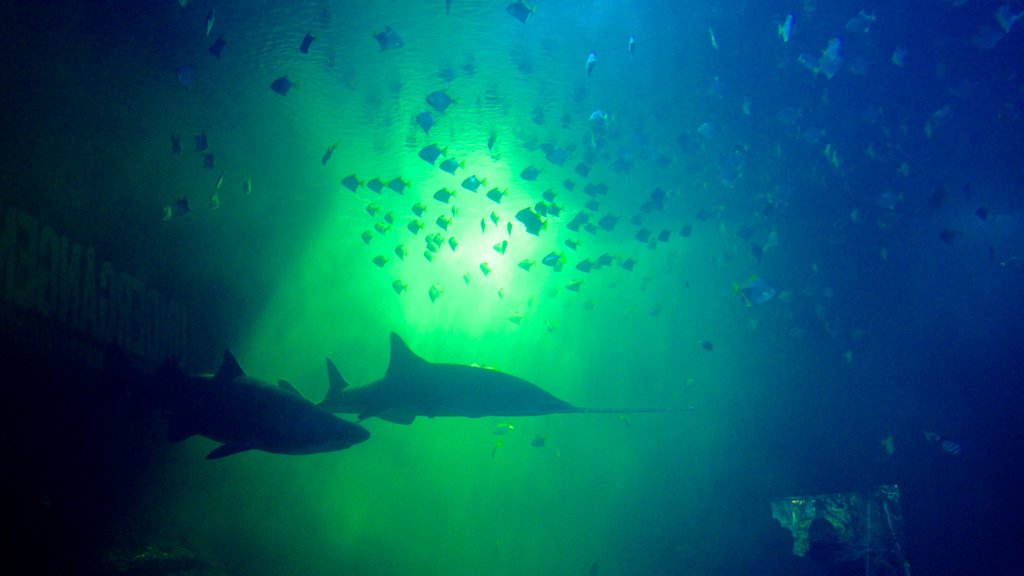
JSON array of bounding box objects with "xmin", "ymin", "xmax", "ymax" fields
[
  {"xmin": 319, "ymin": 332, "xmax": 684, "ymax": 424},
  {"xmin": 105, "ymin": 346, "xmax": 370, "ymax": 459}
]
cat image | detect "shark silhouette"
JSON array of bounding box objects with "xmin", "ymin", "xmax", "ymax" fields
[
  {"xmin": 105, "ymin": 347, "xmax": 370, "ymax": 459},
  {"xmin": 319, "ymin": 332, "xmax": 683, "ymax": 424}
]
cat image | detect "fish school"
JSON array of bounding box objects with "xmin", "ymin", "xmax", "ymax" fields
[{"xmin": 0, "ymin": 201, "xmax": 187, "ymax": 367}]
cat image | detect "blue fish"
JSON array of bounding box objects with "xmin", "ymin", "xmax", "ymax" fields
[
  {"xmin": 300, "ymin": 31, "xmax": 315, "ymax": 54},
  {"xmin": 341, "ymin": 174, "xmax": 362, "ymax": 192},
  {"xmin": 506, "ymin": 1, "xmax": 534, "ymax": 24},
  {"xmin": 270, "ymin": 75, "xmax": 293, "ymax": 95},
  {"xmin": 194, "ymin": 131, "xmax": 208, "ymax": 152},
  {"xmin": 521, "ymin": 166, "xmax": 540, "ymax": 181},
  {"xmin": 175, "ymin": 65, "xmax": 195, "ymax": 88},
  {"xmin": 322, "ymin": 144, "xmax": 336, "ymax": 166},
  {"xmin": 461, "ymin": 175, "xmax": 485, "ymax": 192},
  {"xmin": 419, "ymin": 143, "xmax": 446, "ymax": 165},
  {"xmin": 924, "ymin": 432, "xmax": 962, "ymax": 456},
  {"xmin": 208, "ymin": 36, "xmax": 226, "ymax": 58},
  {"xmin": 439, "ymin": 158, "xmax": 462, "ymax": 175},
  {"xmin": 426, "ymin": 90, "xmax": 454, "ymax": 114},
  {"xmin": 170, "ymin": 134, "xmax": 182, "ymax": 155},
  {"xmin": 544, "ymin": 146, "xmax": 570, "ymax": 166},
  {"xmin": 735, "ymin": 277, "xmax": 776, "ymax": 307},
  {"xmin": 415, "ymin": 111, "xmax": 435, "ymax": 134},
  {"xmin": 374, "ymin": 27, "xmax": 404, "ymax": 51},
  {"xmin": 205, "ymin": 9, "xmax": 215, "ymax": 37}
]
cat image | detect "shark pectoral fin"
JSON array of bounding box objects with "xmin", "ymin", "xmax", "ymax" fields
[
  {"xmin": 278, "ymin": 379, "xmax": 303, "ymax": 397},
  {"xmin": 214, "ymin": 349, "xmax": 246, "ymax": 381},
  {"xmin": 378, "ymin": 411, "xmax": 417, "ymax": 425},
  {"xmin": 321, "ymin": 359, "xmax": 351, "ymax": 407},
  {"xmin": 206, "ymin": 443, "xmax": 252, "ymax": 459}
]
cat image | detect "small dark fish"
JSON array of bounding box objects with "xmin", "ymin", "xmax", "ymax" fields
[
  {"xmin": 586, "ymin": 52, "xmax": 597, "ymax": 77},
  {"xmin": 531, "ymin": 435, "xmax": 547, "ymax": 448},
  {"xmin": 567, "ymin": 211, "xmax": 589, "ymax": 232},
  {"xmin": 975, "ymin": 206, "xmax": 989, "ymax": 220},
  {"xmin": 426, "ymin": 90, "xmax": 454, "ymax": 114},
  {"xmin": 635, "ymin": 228, "xmax": 652, "ymax": 243},
  {"xmin": 419, "ymin": 143, "xmax": 446, "ymax": 165},
  {"xmin": 208, "ymin": 36, "xmax": 226, "ymax": 58},
  {"xmin": 367, "ymin": 178, "xmax": 385, "ymax": 194},
  {"xmin": 194, "ymin": 131, "xmax": 208, "ymax": 152},
  {"xmin": 629, "ymin": 35, "xmax": 636, "ymax": 57},
  {"xmin": 700, "ymin": 340, "xmax": 714, "ymax": 351},
  {"xmin": 630, "ymin": 213, "xmax": 644, "ymax": 227},
  {"xmin": 202, "ymin": 153, "xmax": 216, "ymax": 170},
  {"xmin": 585, "ymin": 199, "xmax": 601, "ymax": 212},
  {"xmin": 494, "ymin": 240, "xmax": 508, "ymax": 254},
  {"xmin": 515, "ymin": 207, "xmax": 545, "ymax": 236},
  {"xmin": 374, "ymin": 27, "xmax": 404, "ymax": 51},
  {"xmin": 415, "ymin": 111, "xmax": 435, "ymax": 134},
  {"xmin": 162, "ymin": 196, "xmax": 191, "ymax": 220},
  {"xmin": 542, "ymin": 252, "xmax": 564, "ymax": 270},
  {"xmin": 598, "ymin": 214, "xmax": 618, "ymax": 232},
  {"xmin": 433, "ymin": 188, "xmax": 455, "ymax": 204},
  {"xmin": 394, "ymin": 245, "xmax": 407, "ymax": 260},
  {"xmin": 170, "ymin": 134, "xmax": 182, "ymax": 155},
  {"xmin": 487, "ymin": 130, "xmax": 497, "ymax": 151},
  {"xmin": 175, "ymin": 65, "xmax": 196, "ymax": 88},
  {"xmin": 575, "ymin": 162, "xmax": 592, "ymax": 178},
  {"xmin": 373, "ymin": 255, "xmax": 388, "ymax": 268},
  {"xmin": 205, "ymin": 9, "xmax": 215, "ymax": 36},
  {"xmin": 563, "ymin": 179, "xmax": 574, "ymax": 191},
  {"xmin": 938, "ymin": 228, "xmax": 958, "ymax": 244},
  {"xmin": 595, "ymin": 253, "xmax": 613, "ymax": 267},
  {"xmin": 521, "ymin": 165, "xmax": 541, "ymax": 181},
  {"xmin": 445, "ymin": 0, "xmax": 452, "ymax": 15},
  {"xmin": 388, "ymin": 178, "xmax": 409, "ymax": 194},
  {"xmin": 392, "ymin": 280, "xmax": 407, "ymax": 294},
  {"xmin": 542, "ymin": 189, "xmax": 558, "ymax": 203},
  {"xmin": 534, "ymin": 201, "xmax": 550, "ymax": 216},
  {"xmin": 486, "ymin": 188, "xmax": 506, "ymax": 204},
  {"xmin": 461, "ymin": 175, "xmax": 485, "ymax": 192},
  {"xmin": 365, "ymin": 203, "xmax": 381, "ymax": 217},
  {"xmin": 448, "ymin": 237, "xmax": 458, "ymax": 251},
  {"xmin": 342, "ymin": 174, "xmax": 362, "ymax": 192},
  {"xmin": 412, "ymin": 203, "xmax": 426, "ymax": 217},
  {"xmin": 270, "ymin": 75, "xmax": 293, "ymax": 95},
  {"xmin": 924, "ymin": 432, "xmax": 962, "ymax": 456},
  {"xmin": 407, "ymin": 220, "xmax": 424, "ymax": 234},
  {"xmin": 436, "ymin": 215, "xmax": 452, "ymax": 231},
  {"xmin": 300, "ymin": 31, "xmax": 315, "ymax": 54},
  {"xmin": 657, "ymin": 229, "xmax": 671, "ymax": 243},
  {"xmin": 322, "ymin": 144, "xmax": 337, "ymax": 166},
  {"xmin": 751, "ymin": 243, "xmax": 764, "ymax": 263},
  {"xmin": 576, "ymin": 259, "xmax": 593, "ymax": 273},
  {"xmin": 583, "ymin": 182, "xmax": 608, "ymax": 196},
  {"xmin": 360, "ymin": 231, "xmax": 374, "ymax": 244},
  {"xmin": 622, "ymin": 257, "xmax": 636, "ymax": 271},
  {"xmin": 518, "ymin": 259, "xmax": 535, "ymax": 271},
  {"xmin": 506, "ymin": 1, "xmax": 534, "ymax": 24},
  {"xmin": 428, "ymin": 284, "xmax": 443, "ymax": 302},
  {"xmin": 544, "ymin": 146, "xmax": 570, "ymax": 166},
  {"xmin": 439, "ymin": 158, "xmax": 462, "ymax": 175},
  {"xmin": 566, "ymin": 279, "xmax": 583, "ymax": 292},
  {"xmin": 680, "ymin": 224, "xmax": 693, "ymax": 237}
]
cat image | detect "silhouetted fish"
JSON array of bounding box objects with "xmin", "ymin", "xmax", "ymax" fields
[
  {"xmin": 433, "ymin": 188, "xmax": 455, "ymax": 204},
  {"xmin": 208, "ymin": 36, "xmax": 226, "ymax": 58},
  {"xmin": 544, "ymin": 146, "xmax": 570, "ymax": 166},
  {"xmin": 419, "ymin": 143, "xmax": 446, "ymax": 165},
  {"xmin": 426, "ymin": 90, "xmax": 454, "ymax": 113},
  {"xmin": 506, "ymin": 0, "xmax": 534, "ymax": 24},
  {"xmin": 486, "ymin": 188, "xmax": 506, "ymax": 204},
  {"xmin": 521, "ymin": 166, "xmax": 541, "ymax": 180},
  {"xmin": 461, "ymin": 175, "xmax": 485, "ymax": 192},
  {"xmin": 322, "ymin": 144, "xmax": 336, "ymax": 166},
  {"xmin": 170, "ymin": 134, "xmax": 182, "ymax": 155},
  {"xmin": 367, "ymin": 178, "xmax": 385, "ymax": 194},
  {"xmin": 300, "ymin": 31, "xmax": 315, "ymax": 54},
  {"xmin": 415, "ymin": 111, "xmax": 434, "ymax": 134},
  {"xmin": 194, "ymin": 131, "xmax": 208, "ymax": 152},
  {"xmin": 175, "ymin": 65, "xmax": 195, "ymax": 88},
  {"xmin": 516, "ymin": 208, "xmax": 545, "ymax": 235},
  {"xmin": 388, "ymin": 178, "xmax": 409, "ymax": 194},
  {"xmin": 342, "ymin": 174, "xmax": 362, "ymax": 192},
  {"xmin": 270, "ymin": 75, "xmax": 293, "ymax": 95},
  {"xmin": 374, "ymin": 27, "xmax": 404, "ymax": 51},
  {"xmin": 162, "ymin": 196, "xmax": 191, "ymax": 220},
  {"xmin": 439, "ymin": 158, "xmax": 462, "ymax": 175}
]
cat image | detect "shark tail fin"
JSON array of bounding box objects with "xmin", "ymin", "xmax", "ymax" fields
[{"xmin": 320, "ymin": 358, "xmax": 351, "ymax": 408}]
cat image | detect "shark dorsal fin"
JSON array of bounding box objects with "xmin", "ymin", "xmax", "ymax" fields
[
  {"xmin": 215, "ymin": 349, "xmax": 245, "ymax": 381},
  {"xmin": 387, "ymin": 332, "xmax": 427, "ymax": 378},
  {"xmin": 320, "ymin": 358, "xmax": 351, "ymax": 407},
  {"xmin": 278, "ymin": 379, "xmax": 302, "ymax": 396}
]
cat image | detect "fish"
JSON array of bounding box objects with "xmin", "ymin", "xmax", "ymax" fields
[
  {"xmin": 845, "ymin": 9, "xmax": 876, "ymax": 35},
  {"xmin": 419, "ymin": 143, "xmax": 446, "ymax": 165},
  {"xmin": 629, "ymin": 35, "xmax": 636, "ymax": 56},
  {"xmin": 367, "ymin": 178, "xmax": 385, "ymax": 194},
  {"xmin": 635, "ymin": 229, "xmax": 651, "ymax": 243},
  {"xmin": 778, "ymin": 14, "xmax": 794, "ymax": 43},
  {"xmin": 566, "ymin": 279, "xmax": 583, "ymax": 292},
  {"xmin": 576, "ymin": 259, "xmax": 593, "ymax": 273},
  {"xmin": 428, "ymin": 284, "xmax": 443, "ymax": 302},
  {"xmin": 542, "ymin": 252, "xmax": 565, "ymax": 271},
  {"xmin": 976, "ymin": 206, "xmax": 989, "ymax": 221},
  {"xmin": 242, "ymin": 177, "xmax": 252, "ymax": 196},
  {"xmin": 531, "ymin": 435, "xmax": 547, "ymax": 447},
  {"xmin": 392, "ymin": 280, "xmax": 407, "ymax": 294},
  {"xmin": 208, "ymin": 36, "xmax": 226, "ymax": 58},
  {"xmin": 322, "ymin": 144, "xmax": 337, "ymax": 166},
  {"xmin": 202, "ymin": 153, "xmax": 215, "ymax": 170},
  {"xmin": 365, "ymin": 203, "xmax": 381, "ymax": 217},
  {"xmin": 480, "ymin": 262, "xmax": 492, "ymax": 276},
  {"xmin": 162, "ymin": 196, "xmax": 191, "ymax": 221},
  {"xmin": 996, "ymin": 4, "xmax": 1024, "ymax": 33},
  {"xmin": 486, "ymin": 188, "xmax": 507, "ymax": 204},
  {"xmin": 299, "ymin": 31, "xmax": 315, "ymax": 54},
  {"xmin": 518, "ymin": 259, "xmax": 535, "ymax": 271},
  {"xmin": 448, "ymin": 237, "xmax": 458, "ymax": 251},
  {"xmin": 170, "ymin": 134, "xmax": 182, "ymax": 155},
  {"xmin": 412, "ymin": 203, "xmax": 426, "ymax": 217},
  {"xmin": 494, "ymin": 240, "xmax": 508, "ymax": 255},
  {"xmin": 436, "ymin": 215, "xmax": 452, "ymax": 231},
  {"xmin": 680, "ymin": 224, "xmax": 693, "ymax": 237},
  {"xmin": 407, "ymin": 220, "xmax": 424, "ymax": 234},
  {"xmin": 700, "ymin": 340, "xmax": 714, "ymax": 351},
  {"xmin": 506, "ymin": 0, "xmax": 534, "ymax": 24},
  {"xmin": 575, "ymin": 162, "xmax": 592, "ymax": 177},
  {"xmin": 586, "ymin": 52, "xmax": 596, "ymax": 77},
  {"xmin": 319, "ymin": 333, "xmax": 687, "ymax": 423},
  {"xmin": 414, "ymin": 111, "xmax": 435, "ymax": 134},
  {"xmin": 342, "ymin": 174, "xmax": 362, "ymax": 191},
  {"xmin": 487, "ymin": 130, "xmax": 497, "ymax": 151},
  {"xmin": 429, "ymin": 188, "xmax": 454, "ymax": 204},
  {"xmin": 583, "ymin": 182, "xmax": 608, "ymax": 196},
  {"xmin": 924, "ymin": 432, "xmax": 962, "ymax": 456},
  {"xmin": 394, "ymin": 245, "xmax": 407, "ymax": 260},
  {"xmin": 891, "ymin": 46, "xmax": 906, "ymax": 67},
  {"xmin": 544, "ymin": 146, "xmax": 570, "ymax": 166},
  {"xmin": 708, "ymin": 27, "xmax": 719, "ymax": 50},
  {"xmin": 622, "ymin": 257, "xmax": 636, "ymax": 271},
  {"xmin": 374, "ymin": 27, "xmax": 404, "ymax": 51},
  {"xmin": 194, "ymin": 131, "xmax": 208, "ymax": 152},
  {"xmin": 388, "ymin": 178, "xmax": 409, "ymax": 194},
  {"xmin": 565, "ymin": 238, "xmax": 580, "ymax": 251},
  {"xmin": 360, "ymin": 231, "xmax": 374, "ymax": 244},
  {"xmin": 938, "ymin": 228, "xmax": 959, "ymax": 244},
  {"xmin": 175, "ymin": 65, "xmax": 195, "ymax": 88},
  {"xmin": 372, "ymin": 255, "xmax": 388, "ymax": 268},
  {"xmin": 521, "ymin": 166, "xmax": 541, "ymax": 180},
  {"xmin": 439, "ymin": 158, "xmax": 462, "ymax": 175},
  {"xmin": 205, "ymin": 8, "xmax": 215, "ymax": 36},
  {"xmin": 734, "ymin": 277, "xmax": 777, "ymax": 307},
  {"xmin": 515, "ymin": 208, "xmax": 545, "ymax": 235},
  {"xmin": 426, "ymin": 90, "xmax": 454, "ymax": 114},
  {"xmin": 104, "ymin": 345, "xmax": 369, "ymax": 459},
  {"xmin": 881, "ymin": 434, "xmax": 895, "ymax": 455},
  {"xmin": 461, "ymin": 175, "xmax": 485, "ymax": 192},
  {"xmin": 270, "ymin": 75, "xmax": 293, "ymax": 95}
]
